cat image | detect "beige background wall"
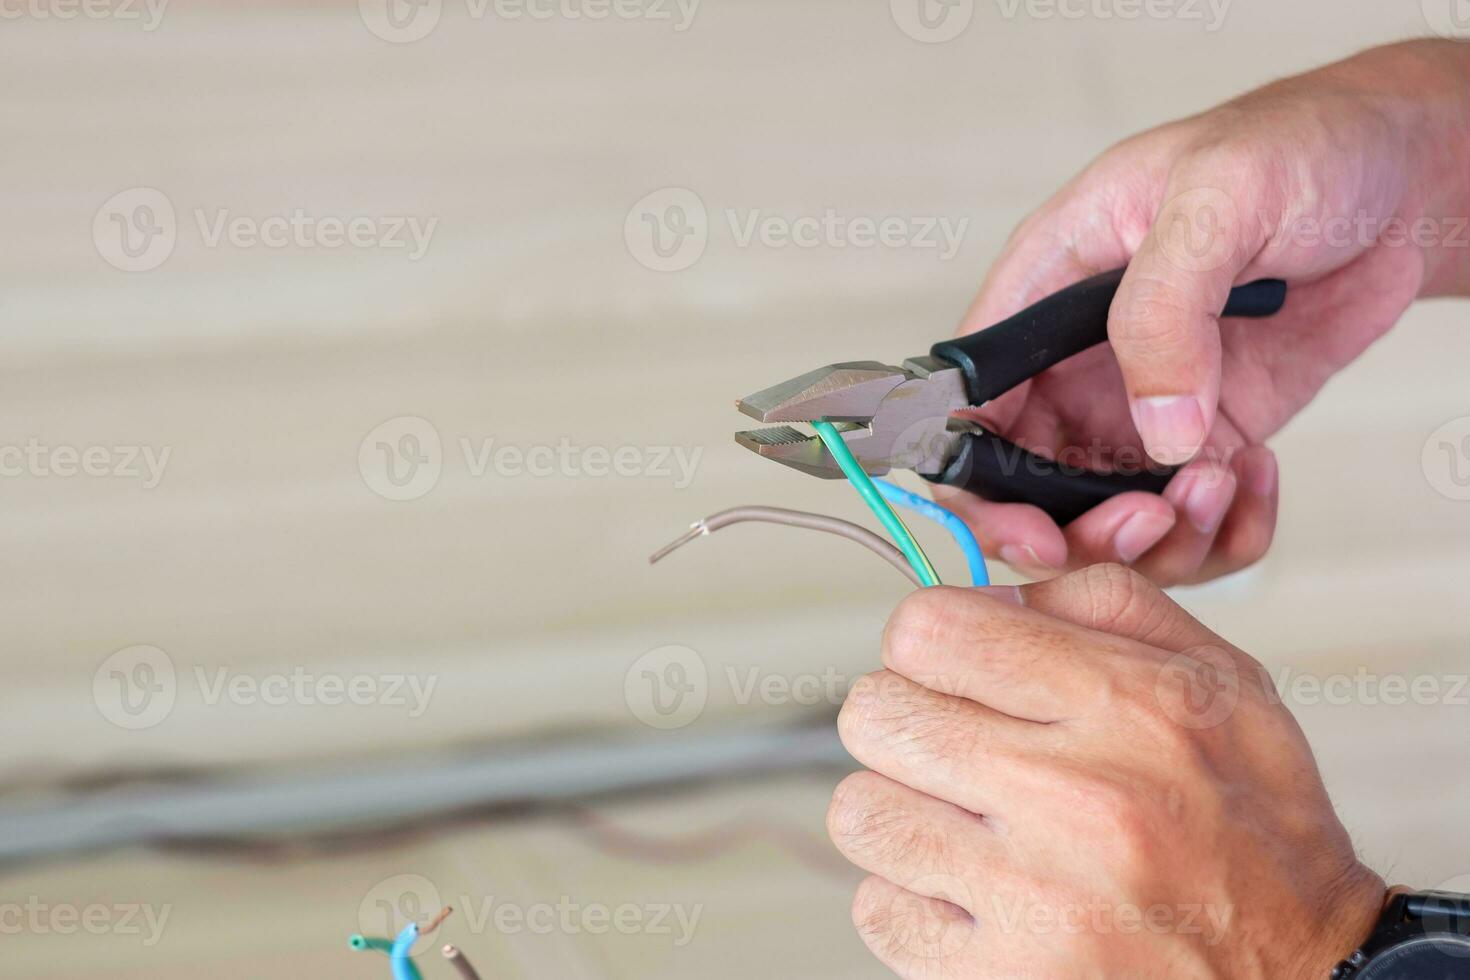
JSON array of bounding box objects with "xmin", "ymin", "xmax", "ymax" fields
[{"xmin": 2, "ymin": 1, "xmax": 1468, "ymax": 976}]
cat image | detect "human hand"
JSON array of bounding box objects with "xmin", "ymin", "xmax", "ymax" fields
[
  {"xmin": 828, "ymin": 566, "xmax": 1386, "ymax": 978},
  {"xmin": 948, "ymin": 39, "xmax": 1470, "ymax": 584}
]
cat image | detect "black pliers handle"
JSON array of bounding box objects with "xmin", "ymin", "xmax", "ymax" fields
[{"xmin": 927, "ymin": 269, "xmax": 1286, "ymax": 523}]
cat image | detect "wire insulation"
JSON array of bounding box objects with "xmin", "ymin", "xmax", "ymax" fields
[
  {"xmin": 649, "ymin": 505, "xmax": 923, "ymax": 586},
  {"xmin": 350, "ymin": 934, "xmax": 423, "ymax": 980},
  {"xmin": 874, "ymin": 479, "xmax": 990, "ymax": 586},
  {"xmin": 810, "ymin": 421, "xmax": 940, "ymax": 586},
  {"xmin": 443, "ymin": 944, "xmax": 484, "ymax": 980}
]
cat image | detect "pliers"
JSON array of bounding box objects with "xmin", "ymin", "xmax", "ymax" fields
[{"xmin": 735, "ymin": 268, "xmax": 1287, "ymax": 525}]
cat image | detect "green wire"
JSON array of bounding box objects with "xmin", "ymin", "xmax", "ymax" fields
[{"xmin": 811, "ymin": 420, "xmax": 940, "ymax": 587}]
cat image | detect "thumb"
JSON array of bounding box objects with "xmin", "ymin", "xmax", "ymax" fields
[
  {"xmin": 1110, "ymin": 171, "xmax": 1265, "ymax": 465},
  {"xmin": 1007, "ymin": 563, "xmax": 1225, "ymax": 654}
]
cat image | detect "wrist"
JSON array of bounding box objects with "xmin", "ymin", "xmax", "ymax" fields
[
  {"xmin": 1287, "ymin": 867, "xmax": 1388, "ymax": 980},
  {"xmin": 1363, "ymin": 40, "xmax": 1470, "ymax": 296}
]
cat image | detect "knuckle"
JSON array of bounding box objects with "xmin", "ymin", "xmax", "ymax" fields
[
  {"xmin": 1111, "ymin": 273, "xmax": 1210, "ymax": 357},
  {"xmin": 826, "ymin": 772, "xmax": 890, "ymax": 848},
  {"xmin": 836, "ymin": 671, "xmax": 887, "ymax": 751},
  {"xmin": 882, "ymin": 588, "xmax": 957, "ymax": 674},
  {"xmin": 851, "ymin": 876, "xmax": 893, "ymax": 940},
  {"xmin": 1073, "ymin": 563, "xmax": 1157, "ymax": 634},
  {"xmin": 1181, "ymin": 137, "xmax": 1271, "ymax": 187},
  {"xmin": 1218, "ymin": 518, "xmax": 1274, "ymax": 571},
  {"xmin": 1066, "ymin": 773, "xmax": 1156, "ymax": 867},
  {"xmin": 828, "ymin": 775, "xmax": 957, "ymax": 872}
]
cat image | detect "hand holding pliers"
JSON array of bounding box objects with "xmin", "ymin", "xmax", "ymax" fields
[{"xmin": 736, "ymin": 268, "xmax": 1286, "ymax": 525}]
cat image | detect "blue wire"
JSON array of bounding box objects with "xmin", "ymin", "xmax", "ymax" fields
[
  {"xmin": 389, "ymin": 922, "xmax": 420, "ymax": 980},
  {"xmin": 874, "ymin": 480, "xmax": 990, "ymax": 587}
]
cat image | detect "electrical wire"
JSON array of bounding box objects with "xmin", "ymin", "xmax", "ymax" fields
[
  {"xmin": 874, "ymin": 479, "xmax": 990, "ymax": 586},
  {"xmin": 810, "ymin": 420, "xmax": 940, "ymax": 586},
  {"xmin": 350, "ymin": 935, "xmax": 423, "ymax": 980},
  {"xmin": 649, "ymin": 505, "xmax": 923, "ymax": 587},
  {"xmin": 389, "ymin": 922, "xmax": 420, "ymax": 980},
  {"xmin": 442, "ymin": 944, "xmax": 484, "ymax": 980},
  {"xmin": 389, "ymin": 908, "xmax": 452, "ymax": 980}
]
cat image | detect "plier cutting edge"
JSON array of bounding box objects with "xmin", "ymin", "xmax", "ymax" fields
[{"xmin": 736, "ymin": 268, "xmax": 1287, "ymax": 526}]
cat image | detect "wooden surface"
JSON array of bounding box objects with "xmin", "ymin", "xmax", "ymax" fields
[{"xmin": 2, "ymin": 1, "xmax": 1468, "ymax": 976}]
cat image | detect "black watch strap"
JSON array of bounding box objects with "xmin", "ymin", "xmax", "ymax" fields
[{"xmin": 1332, "ymin": 891, "xmax": 1470, "ymax": 978}]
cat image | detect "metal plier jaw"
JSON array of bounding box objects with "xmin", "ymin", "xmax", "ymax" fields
[{"xmin": 735, "ymin": 356, "xmax": 969, "ymax": 479}]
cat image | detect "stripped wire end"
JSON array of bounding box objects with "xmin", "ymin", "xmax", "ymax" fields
[
  {"xmin": 443, "ymin": 944, "xmax": 485, "ymax": 980},
  {"xmin": 648, "ymin": 521, "xmax": 709, "ymax": 564},
  {"xmin": 422, "ymin": 905, "xmax": 454, "ymax": 935}
]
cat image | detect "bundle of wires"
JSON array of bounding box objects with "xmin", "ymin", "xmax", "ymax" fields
[
  {"xmin": 650, "ymin": 421, "xmax": 988, "ymax": 588},
  {"xmin": 810, "ymin": 421, "xmax": 987, "ymax": 587}
]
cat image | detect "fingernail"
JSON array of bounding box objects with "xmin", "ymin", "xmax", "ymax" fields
[
  {"xmin": 1131, "ymin": 395, "xmax": 1206, "ymax": 465},
  {"xmin": 1112, "ymin": 511, "xmax": 1175, "ymax": 564},
  {"xmin": 1243, "ymin": 451, "xmax": 1278, "ymax": 497},
  {"xmin": 975, "ymin": 585, "xmax": 1023, "ymax": 605},
  {"xmin": 1182, "ymin": 471, "xmax": 1236, "ymax": 534},
  {"xmin": 999, "ymin": 543, "xmax": 1053, "ymax": 572}
]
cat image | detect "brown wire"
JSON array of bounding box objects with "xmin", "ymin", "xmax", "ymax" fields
[
  {"xmin": 422, "ymin": 905, "xmax": 454, "ymax": 935},
  {"xmin": 649, "ymin": 505, "xmax": 922, "ymax": 586},
  {"xmin": 442, "ymin": 944, "xmax": 484, "ymax": 980}
]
